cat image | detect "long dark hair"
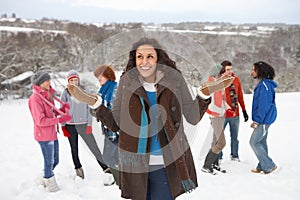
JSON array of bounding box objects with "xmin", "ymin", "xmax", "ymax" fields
[
  {"xmin": 123, "ymin": 38, "xmax": 179, "ymax": 74},
  {"xmin": 253, "ymin": 61, "xmax": 275, "ymax": 80}
]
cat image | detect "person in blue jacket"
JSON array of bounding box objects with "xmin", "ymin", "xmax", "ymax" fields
[{"xmin": 249, "ymin": 61, "xmax": 277, "ymax": 174}]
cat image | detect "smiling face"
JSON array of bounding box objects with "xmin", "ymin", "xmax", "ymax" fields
[
  {"xmin": 68, "ymin": 77, "xmax": 79, "ymax": 85},
  {"xmin": 223, "ymin": 65, "xmax": 233, "ymax": 76},
  {"xmin": 135, "ymin": 44, "xmax": 158, "ymax": 83},
  {"xmin": 40, "ymin": 80, "xmax": 51, "ymax": 91}
]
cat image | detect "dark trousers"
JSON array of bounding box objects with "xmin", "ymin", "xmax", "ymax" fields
[
  {"xmin": 146, "ymin": 165, "xmax": 173, "ymax": 200},
  {"xmin": 65, "ymin": 124, "xmax": 107, "ymax": 170}
]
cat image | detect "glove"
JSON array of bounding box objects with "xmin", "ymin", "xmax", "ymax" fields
[
  {"xmin": 196, "ymin": 86, "xmax": 211, "ymax": 99},
  {"xmin": 242, "ymin": 110, "xmax": 249, "ymax": 122},
  {"xmin": 225, "ymin": 109, "xmax": 234, "ymax": 118},
  {"xmin": 89, "ymin": 95, "xmax": 102, "ymax": 109},
  {"xmin": 60, "ymin": 102, "xmax": 70, "ymax": 113},
  {"xmin": 58, "ymin": 114, "xmax": 72, "ymax": 123},
  {"xmin": 61, "ymin": 126, "xmax": 71, "ymax": 137},
  {"xmin": 85, "ymin": 126, "xmax": 92, "ymax": 134}
]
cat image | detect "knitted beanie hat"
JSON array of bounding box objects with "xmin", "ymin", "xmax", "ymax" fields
[
  {"xmin": 209, "ymin": 64, "xmax": 222, "ymax": 77},
  {"xmin": 67, "ymin": 70, "xmax": 79, "ymax": 82},
  {"xmin": 32, "ymin": 71, "xmax": 51, "ymax": 86}
]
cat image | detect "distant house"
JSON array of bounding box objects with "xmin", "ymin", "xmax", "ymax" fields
[
  {"xmin": 0, "ymin": 71, "xmax": 33, "ymax": 99},
  {"xmin": 1, "ymin": 71, "xmax": 33, "ymax": 89}
]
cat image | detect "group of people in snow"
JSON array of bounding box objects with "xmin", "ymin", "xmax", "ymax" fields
[{"xmin": 28, "ymin": 37, "xmax": 277, "ymax": 199}]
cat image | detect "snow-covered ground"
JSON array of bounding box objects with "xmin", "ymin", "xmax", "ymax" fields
[{"xmin": 0, "ymin": 89, "xmax": 299, "ymax": 199}]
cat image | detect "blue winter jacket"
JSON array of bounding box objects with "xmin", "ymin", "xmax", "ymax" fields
[{"xmin": 252, "ymin": 79, "xmax": 277, "ymax": 124}]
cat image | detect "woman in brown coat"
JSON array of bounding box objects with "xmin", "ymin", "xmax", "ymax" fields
[{"xmin": 95, "ymin": 38, "xmax": 212, "ymax": 199}]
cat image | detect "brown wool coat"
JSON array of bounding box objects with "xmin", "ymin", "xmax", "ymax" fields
[{"xmin": 96, "ymin": 66, "xmax": 211, "ymax": 200}]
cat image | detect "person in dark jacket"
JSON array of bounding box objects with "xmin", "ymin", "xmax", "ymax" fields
[
  {"xmin": 249, "ymin": 61, "xmax": 277, "ymax": 174},
  {"xmin": 87, "ymin": 38, "xmax": 232, "ymax": 199}
]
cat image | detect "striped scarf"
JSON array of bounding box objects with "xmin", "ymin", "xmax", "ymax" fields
[{"xmin": 229, "ymin": 83, "xmax": 238, "ymax": 110}]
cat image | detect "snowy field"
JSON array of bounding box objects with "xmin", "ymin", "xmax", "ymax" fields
[{"xmin": 0, "ymin": 91, "xmax": 299, "ymax": 200}]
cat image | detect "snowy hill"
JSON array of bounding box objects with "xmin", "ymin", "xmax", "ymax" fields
[
  {"xmin": 1, "ymin": 17, "xmax": 300, "ymax": 94},
  {"xmin": 0, "ymin": 89, "xmax": 299, "ymax": 199}
]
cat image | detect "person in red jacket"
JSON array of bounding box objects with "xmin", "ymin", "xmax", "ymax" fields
[
  {"xmin": 28, "ymin": 71, "xmax": 71, "ymax": 192},
  {"xmin": 219, "ymin": 60, "xmax": 249, "ymax": 162}
]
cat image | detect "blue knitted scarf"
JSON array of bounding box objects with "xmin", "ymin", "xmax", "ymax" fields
[
  {"xmin": 98, "ymin": 80, "xmax": 117, "ymax": 107},
  {"xmin": 137, "ymin": 96, "xmax": 148, "ymax": 154}
]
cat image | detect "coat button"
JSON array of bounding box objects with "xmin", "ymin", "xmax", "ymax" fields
[
  {"xmin": 171, "ymin": 106, "xmax": 176, "ymax": 112},
  {"xmin": 174, "ymin": 122, "xmax": 180, "ymax": 128}
]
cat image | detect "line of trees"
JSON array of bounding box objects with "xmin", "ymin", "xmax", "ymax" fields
[{"xmin": 0, "ymin": 17, "xmax": 299, "ymax": 99}]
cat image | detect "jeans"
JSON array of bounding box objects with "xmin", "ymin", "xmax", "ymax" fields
[
  {"xmin": 220, "ymin": 116, "xmax": 240, "ymax": 159},
  {"xmin": 249, "ymin": 124, "xmax": 276, "ymax": 172},
  {"xmin": 146, "ymin": 165, "xmax": 172, "ymax": 200},
  {"xmin": 38, "ymin": 140, "xmax": 59, "ymax": 178}
]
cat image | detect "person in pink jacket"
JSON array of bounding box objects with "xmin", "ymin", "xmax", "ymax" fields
[{"xmin": 28, "ymin": 71, "xmax": 71, "ymax": 192}]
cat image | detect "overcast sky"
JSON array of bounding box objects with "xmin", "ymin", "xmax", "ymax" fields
[{"xmin": 1, "ymin": 0, "xmax": 299, "ymax": 24}]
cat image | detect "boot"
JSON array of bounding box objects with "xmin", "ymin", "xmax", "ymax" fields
[
  {"xmin": 75, "ymin": 167, "xmax": 84, "ymax": 179},
  {"xmin": 36, "ymin": 171, "xmax": 46, "ymax": 187},
  {"xmin": 202, "ymin": 149, "xmax": 218, "ymax": 175},
  {"xmin": 98, "ymin": 161, "xmax": 109, "ymax": 173},
  {"xmin": 212, "ymin": 153, "xmax": 220, "ymax": 166},
  {"xmin": 39, "ymin": 176, "xmax": 46, "ymax": 187},
  {"xmin": 44, "ymin": 176, "xmax": 60, "ymax": 192},
  {"xmin": 103, "ymin": 173, "xmax": 115, "ymax": 186},
  {"xmin": 110, "ymin": 168, "xmax": 119, "ymax": 186},
  {"xmin": 212, "ymin": 153, "xmax": 226, "ymax": 173}
]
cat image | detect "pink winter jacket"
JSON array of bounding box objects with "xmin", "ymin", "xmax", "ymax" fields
[{"xmin": 28, "ymin": 85, "xmax": 60, "ymax": 141}]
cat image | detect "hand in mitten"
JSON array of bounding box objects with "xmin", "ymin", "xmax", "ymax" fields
[
  {"xmin": 85, "ymin": 126, "xmax": 92, "ymax": 134},
  {"xmin": 197, "ymin": 75, "xmax": 234, "ymax": 98},
  {"xmin": 58, "ymin": 114, "xmax": 72, "ymax": 123},
  {"xmin": 242, "ymin": 110, "xmax": 249, "ymax": 122},
  {"xmin": 61, "ymin": 126, "xmax": 71, "ymax": 137},
  {"xmin": 89, "ymin": 95, "xmax": 102, "ymax": 109},
  {"xmin": 60, "ymin": 102, "xmax": 70, "ymax": 113},
  {"xmin": 196, "ymin": 86, "xmax": 211, "ymax": 99},
  {"xmin": 67, "ymin": 84, "xmax": 101, "ymax": 108}
]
